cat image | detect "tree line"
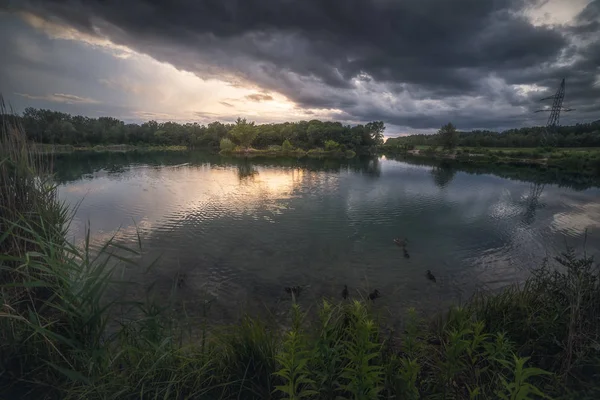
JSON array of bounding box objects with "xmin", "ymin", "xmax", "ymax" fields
[
  {"xmin": 385, "ymin": 120, "xmax": 600, "ymax": 149},
  {"xmin": 6, "ymin": 108, "xmax": 385, "ymax": 151},
  {"xmin": 7, "ymin": 107, "xmax": 599, "ymax": 151}
]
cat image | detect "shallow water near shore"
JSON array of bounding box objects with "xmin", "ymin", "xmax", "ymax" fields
[{"xmin": 53, "ymin": 151, "xmax": 600, "ymax": 324}]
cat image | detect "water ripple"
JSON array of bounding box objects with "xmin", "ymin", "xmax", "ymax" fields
[{"xmin": 57, "ymin": 154, "xmax": 600, "ymax": 323}]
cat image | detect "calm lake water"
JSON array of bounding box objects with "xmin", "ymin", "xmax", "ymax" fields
[{"xmin": 54, "ymin": 151, "xmax": 600, "ymax": 323}]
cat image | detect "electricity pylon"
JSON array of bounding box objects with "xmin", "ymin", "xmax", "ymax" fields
[{"xmin": 535, "ymin": 78, "xmax": 574, "ymax": 145}]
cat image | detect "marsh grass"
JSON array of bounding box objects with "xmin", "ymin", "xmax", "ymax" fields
[
  {"xmin": 1, "ymin": 102, "xmax": 599, "ymax": 398},
  {"xmin": 468, "ymin": 247, "xmax": 600, "ymax": 394},
  {"xmin": 1, "ymin": 236, "xmax": 597, "ymax": 399},
  {"xmin": 0, "ymin": 98, "xmax": 66, "ymax": 261}
]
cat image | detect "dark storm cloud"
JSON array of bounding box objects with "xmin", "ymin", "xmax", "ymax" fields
[{"xmin": 6, "ymin": 0, "xmax": 600, "ymax": 131}]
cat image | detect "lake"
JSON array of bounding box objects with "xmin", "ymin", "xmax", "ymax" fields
[{"xmin": 54, "ymin": 151, "xmax": 600, "ymax": 323}]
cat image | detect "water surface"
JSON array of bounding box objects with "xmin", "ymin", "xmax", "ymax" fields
[{"xmin": 54, "ymin": 152, "xmax": 600, "ymax": 322}]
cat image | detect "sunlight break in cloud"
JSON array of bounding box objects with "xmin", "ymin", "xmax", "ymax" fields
[
  {"xmin": 7, "ymin": 10, "xmax": 337, "ymax": 124},
  {"xmin": 2, "ymin": 0, "xmax": 599, "ymax": 133}
]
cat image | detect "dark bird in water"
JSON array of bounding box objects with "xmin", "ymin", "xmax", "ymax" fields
[
  {"xmin": 393, "ymin": 238, "xmax": 408, "ymax": 248},
  {"xmin": 284, "ymin": 286, "xmax": 303, "ymax": 298},
  {"xmin": 368, "ymin": 289, "xmax": 380, "ymax": 301},
  {"xmin": 403, "ymin": 248, "xmax": 410, "ymax": 259},
  {"xmin": 342, "ymin": 284, "xmax": 349, "ymax": 300},
  {"xmin": 426, "ymin": 270, "xmax": 436, "ymax": 283},
  {"xmin": 176, "ymin": 273, "xmax": 186, "ymax": 288}
]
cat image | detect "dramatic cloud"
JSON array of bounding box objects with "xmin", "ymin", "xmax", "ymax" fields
[
  {"xmin": 16, "ymin": 92, "xmax": 100, "ymax": 104},
  {"xmin": 1, "ymin": 0, "xmax": 599, "ymax": 134},
  {"xmin": 246, "ymin": 93, "xmax": 274, "ymax": 102}
]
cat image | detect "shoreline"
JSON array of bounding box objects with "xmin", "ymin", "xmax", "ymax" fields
[
  {"xmin": 30, "ymin": 142, "xmax": 600, "ymax": 178},
  {"xmin": 219, "ymin": 147, "xmax": 357, "ymax": 158},
  {"xmin": 30, "ymin": 143, "xmax": 189, "ymax": 153},
  {"xmin": 383, "ymin": 146, "xmax": 600, "ymax": 177}
]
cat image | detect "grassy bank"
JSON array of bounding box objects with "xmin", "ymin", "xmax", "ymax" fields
[
  {"xmin": 383, "ymin": 145, "xmax": 600, "ymax": 177},
  {"xmin": 30, "ymin": 143, "xmax": 188, "ymax": 154},
  {"xmin": 2, "ymin": 110, "xmax": 600, "ymax": 399},
  {"xmin": 386, "ymin": 153, "xmax": 600, "ymax": 191}
]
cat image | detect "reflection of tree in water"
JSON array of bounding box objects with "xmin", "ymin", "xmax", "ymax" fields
[
  {"xmin": 431, "ymin": 161, "xmax": 456, "ymax": 188},
  {"xmin": 49, "ymin": 151, "xmax": 198, "ymax": 183},
  {"xmin": 363, "ymin": 157, "xmax": 381, "ymax": 177},
  {"xmin": 346, "ymin": 157, "xmax": 381, "ymax": 177},
  {"xmin": 107, "ymin": 164, "xmax": 127, "ymax": 174},
  {"xmin": 521, "ymin": 182, "xmax": 545, "ymax": 225},
  {"xmin": 306, "ymin": 156, "xmax": 380, "ymax": 177},
  {"xmin": 237, "ymin": 159, "xmax": 259, "ymax": 181}
]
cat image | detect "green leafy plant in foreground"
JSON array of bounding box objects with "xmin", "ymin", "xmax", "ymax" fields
[
  {"xmin": 340, "ymin": 301, "xmax": 383, "ymax": 400},
  {"xmin": 274, "ymin": 304, "xmax": 316, "ymax": 399},
  {"xmin": 310, "ymin": 300, "xmax": 344, "ymax": 398},
  {"xmin": 496, "ymin": 355, "xmax": 552, "ymax": 400}
]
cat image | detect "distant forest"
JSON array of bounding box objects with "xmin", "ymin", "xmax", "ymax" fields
[
  {"xmin": 5, "ymin": 108, "xmax": 600, "ymax": 151},
  {"xmin": 7, "ymin": 108, "xmax": 385, "ymax": 151},
  {"xmin": 385, "ymin": 120, "xmax": 600, "ymax": 148}
]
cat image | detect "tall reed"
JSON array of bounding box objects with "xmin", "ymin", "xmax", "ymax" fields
[{"xmin": 0, "ymin": 97, "xmax": 65, "ymax": 259}]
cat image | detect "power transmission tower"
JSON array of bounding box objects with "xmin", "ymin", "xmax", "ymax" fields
[
  {"xmin": 535, "ymin": 78, "xmax": 574, "ymax": 145},
  {"xmin": 521, "ymin": 182, "xmax": 545, "ymax": 225}
]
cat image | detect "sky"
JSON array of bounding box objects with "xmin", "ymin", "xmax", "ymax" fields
[{"xmin": 0, "ymin": 0, "xmax": 599, "ymax": 136}]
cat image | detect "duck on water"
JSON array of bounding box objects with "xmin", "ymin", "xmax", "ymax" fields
[{"xmin": 393, "ymin": 238, "xmax": 408, "ymax": 248}]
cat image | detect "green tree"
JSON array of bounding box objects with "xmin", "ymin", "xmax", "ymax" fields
[
  {"xmin": 14, "ymin": 104, "xmax": 600, "ymax": 151},
  {"xmin": 366, "ymin": 121, "xmax": 385, "ymax": 146},
  {"xmin": 307, "ymin": 120, "xmax": 324, "ymax": 147},
  {"xmin": 231, "ymin": 118, "xmax": 257, "ymax": 149},
  {"xmin": 439, "ymin": 122, "xmax": 459, "ymax": 150}
]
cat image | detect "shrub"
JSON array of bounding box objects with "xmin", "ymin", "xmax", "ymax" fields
[
  {"xmin": 424, "ymin": 145, "xmax": 438, "ymax": 155},
  {"xmin": 268, "ymin": 145, "xmax": 282, "ymax": 152},
  {"xmin": 219, "ymin": 138, "xmax": 236, "ymax": 152},
  {"xmin": 282, "ymin": 139, "xmax": 294, "ymax": 152},
  {"xmin": 324, "ymin": 140, "xmax": 340, "ymax": 152}
]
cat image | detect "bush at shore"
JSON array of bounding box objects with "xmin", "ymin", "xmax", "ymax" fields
[{"xmin": 218, "ymin": 139, "xmax": 356, "ymax": 159}]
